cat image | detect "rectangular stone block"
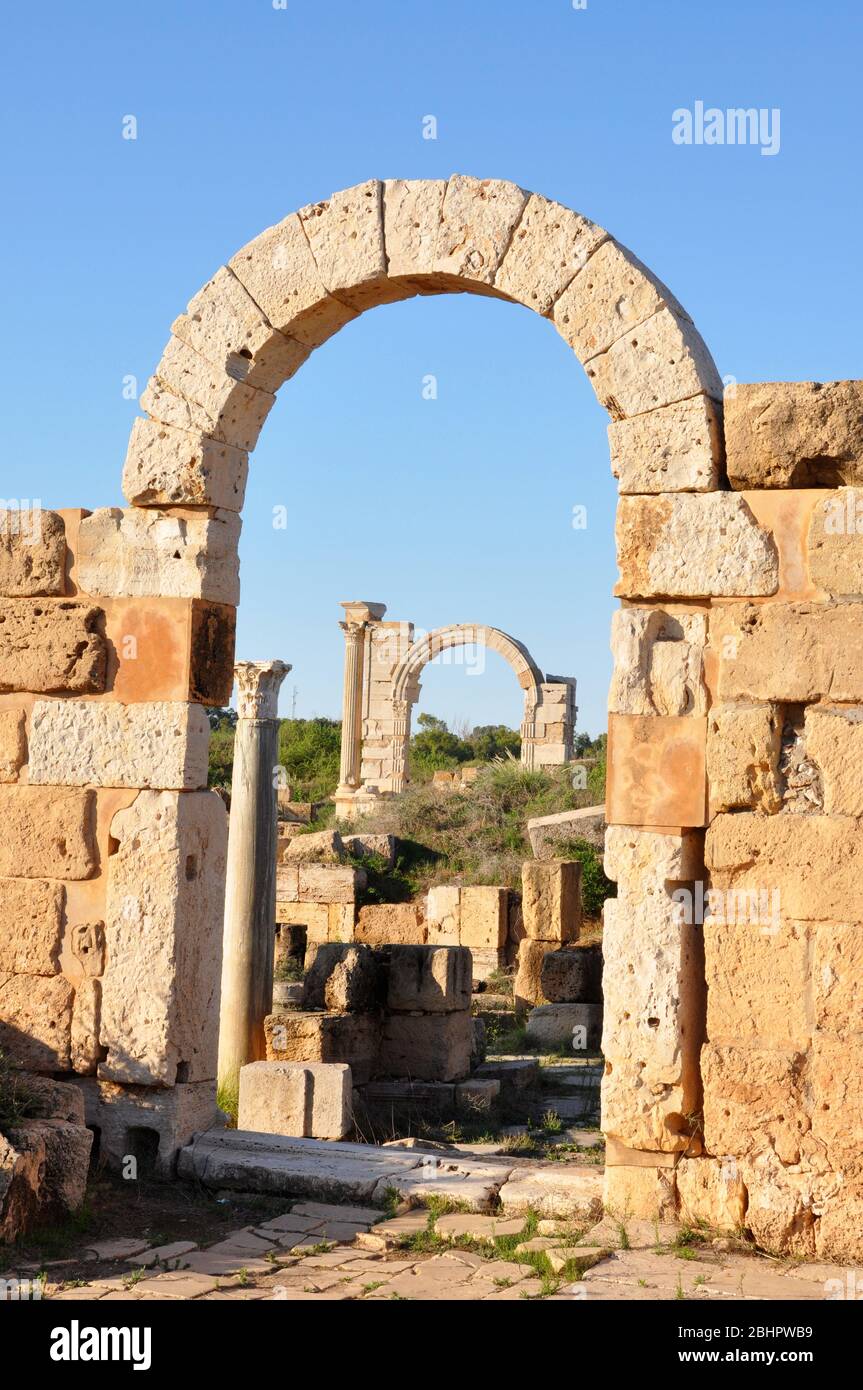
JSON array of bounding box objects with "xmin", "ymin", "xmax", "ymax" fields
[
  {"xmin": 521, "ymin": 860, "xmax": 582, "ymax": 943},
  {"xmin": 0, "ymin": 973, "xmax": 73, "ymax": 1071},
  {"xmin": 496, "ymin": 192, "xmax": 605, "ymax": 315},
  {"xmin": 70, "ymin": 1077, "xmax": 219, "ymax": 1177},
  {"xmin": 615, "ymin": 493, "xmax": 778, "ymax": 599},
  {"xmin": 540, "ymin": 944, "xmax": 603, "ymax": 1003},
  {"xmin": 606, "ymin": 713, "xmax": 707, "ymax": 828},
  {"xmin": 804, "ymin": 704, "xmax": 863, "ymax": 816},
  {"xmin": 713, "ymin": 601, "xmax": 863, "ymax": 704},
  {"xmin": 377, "ymin": 1010, "xmax": 472, "ymax": 1083},
  {"xmin": 238, "ymin": 1060, "xmax": 352, "ymax": 1140},
  {"xmin": 99, "ymin": 790, "xmax": 228, "ymax": 1086},
  {"xmin": 706, "ymin": 812, "xmax": 863, "ymax": 921},
  {"xmin": 355, "ymin": 903, "xmax": 426, "ymax": 946},
  {"xmin": 585, "ymin": 306, "xmax": 723, "ymax": 418},
  {"xmin": 0, "ymin": 598, "xmax": 107, "ymax": 693},
  {"xmin": 609, "ymin": 606, "xmax": 707, "ymax": 718},
  {"xmin": 433, "ymin": 175, "xmax": 528, "ymax": 288},
  {"xmin": 77, "ymin": 507, "xmax": 240, "ymax": 605},
  {"xmin": 275, "ymin": 864, "xmax": 299, "ymax": 902},
  {"xmin": 103, "ymin": 598, "xmax": 236, "ymax": 707},
  {"xmin": 275, "ymin": 899, "xmax": 329, "ymax": 937},
  {"xmin": 229, "ymin": 212, "xmax": 358, "ymax": 348},
  {"xmin": 141, "ymin": 335, "xmax": 274, "ymax": 452},
  {"xmin": 0, "ymin": 878, "xmax": 63, "ymax": 974},
  {"xmin": 299, "ymin": 180, "xmax": 410, "ymax": 313},
  {"xmin": 813, "ymin": 922, "xmax": 863, "ymax": 1035},
  {"xmin": 122, "ymin": 417, "xmax": 249, "ymax": 512},
  {"xmin": 603, "ymin": 824, "xmax": 703, "ymax": 891},
  {"xmin": 28, "ymin": 700, "xmax": 210, "ymax": 790},
  {"xmin": 706, "ymin": 703, "xmax": 782, "ymax": 814},
  {"xmin": 0, "ymin": 786, "xmax": 96, "ymax": 879},
  {"xmin": 525, "ymin": 1002, "xmax": 602, "ymax": 1052},
  {"xmin": 297, "ymin": 863, "xmax": 365, "ymax": 904},
  {"xmin": 514, "ymin": 939, "xmax": 550, "ymax": 1012},
  {"xmin": 725, "ymin": 380, "xmax": 863, "ymax": 490},
  {"xmin": 704, "ymin": 919, "xmax": 809, "ymax": 1049},
  {"xmin": 810, "ymin": 1033, "xmax": 863, "ymax": 1163},
  {"xmin": 676, "ymin": 1156, "xmax": 747, "ymax": 1232},
  {"xmin": 701, "ymin": 1042, "xmax": 807, "ymax": 1166},
  {"xmin": 425, "ymin": 884, "xmax": 461, "ymax": 945},
  {"xmin": 603, "ymin": 1164, "xmax": 678, "ymax": 1222},
  {"xmin": 459, "ymin": 885, "xmax": 508, "ymax": 950},
  {"xmin": 607, "ymin": 394, "xmax": 722, "ymax": 494},
  {"xmin": 470, "ymin": 947, "xmax": 506, "ymax": 983},
  {"xmin": 807, "ymin": 487, "xmax": 863, "ymax": 596},
  {"xmin": 0, "ymin": 708, "xmax": 26, "ymax": 781},
  {"xmin": 383, "ymin": 177, "xmax": 447, "ymax": 281},
  {"xmin": 264, "ymin": 1010, "xmax": 379, "ymax": 1086},
  {"xmin": 71, "ymin": 977, "xmax": 102, "ymax": 1075},
  {"xmin": 302, "ymin": 942, "xmax": 380, "ymax": 1013},
  {"xmin": 386, "ymin": 945, "xmax": 472, "ymax": 1013},
  {"xmin": 0, "ymin": 508, "xmax": 66, "ymax": 596}
]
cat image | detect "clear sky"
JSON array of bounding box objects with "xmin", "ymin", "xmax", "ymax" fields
[{"xmin": 4, "ymin": 0, "xmax": 861, "ymax": 735}]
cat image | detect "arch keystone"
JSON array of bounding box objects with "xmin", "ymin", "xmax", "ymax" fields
[{"xmin": 432, "ymin": 175, "xmax": 529, "ymax": 292}]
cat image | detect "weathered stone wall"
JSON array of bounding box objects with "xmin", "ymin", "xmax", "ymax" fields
[{"xmin": 2, "ymin": 177, "xmax": 860, "ymax": 1259}]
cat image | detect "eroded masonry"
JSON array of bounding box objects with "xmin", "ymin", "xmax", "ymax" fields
[{"xmin": 1, "ymin": 176, "xmax": 862, "ymax": 1260}]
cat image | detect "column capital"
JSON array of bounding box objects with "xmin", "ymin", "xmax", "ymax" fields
[
  {"xmin": 234, "ymin": 660, "xmax": 291, "ymax": 720},
  {"xmin": 340, "ymin": 600, "xmax": 387, "ymax": 626}
]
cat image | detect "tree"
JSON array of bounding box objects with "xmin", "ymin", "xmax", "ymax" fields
[
  {"xmin": 410, "ymin": 712, "xmax": 474, "ymax": 774},
  {"xmin": 470, "ymin": 724, "xmax": 522, "ymax": 761}
]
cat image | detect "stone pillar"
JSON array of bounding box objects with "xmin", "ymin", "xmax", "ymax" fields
[
  {"xmin": 217, "ymin": 659, "xmax": 290, "ymax": 1100},
  {"xmin": 335, "ymin": 601, "xmax": 386, "ymax": 819}
]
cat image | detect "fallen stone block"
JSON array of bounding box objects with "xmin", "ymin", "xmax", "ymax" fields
[
  {"xmin": 525, "ymin": 1003, "xmax": 603, "ymax": 1053},
  {"xmin": 265, "ymin": 1010, "xmax": 379, "ymax": 1086},
  {"xmin": 238, "ymin": 1061, "xmax": 352, "ymax": 1140},
  {"xmin": 283, "ymin": 829, "xmax": 346, "ymax": 864},
  {"xmin": 301, "ymin": 942, "xmax": 381, "ymax": 1013},
  {"xmin": 377, "ymin": 1010, "xmax": 472, "ymax": 1082},
  {"xmin": 540, "ymin": 944, "xmax": 603, "ymax": 1004},
  {"xmin": 386, "ymin": 945, "xmax": 472, "ymax": 1014},
  {"xmin": 341, "ymin": 833, "xmax": 396, "ymax": 869}
]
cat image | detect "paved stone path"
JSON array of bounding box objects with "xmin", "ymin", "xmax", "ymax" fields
[{"xmin": 30, "ymin": 1203, "xmax": 847, "ymax": 1303}]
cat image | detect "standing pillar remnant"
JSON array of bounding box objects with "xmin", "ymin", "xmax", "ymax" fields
[
  {"xmin": 218, "ymin": 659, "xmax": 290, "ymax": 1100},
  {"xmin": 335, "ymin": 601, "xmax": 386, "ymax": 819}
]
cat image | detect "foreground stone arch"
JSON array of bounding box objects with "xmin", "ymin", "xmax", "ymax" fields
[{"xmin": 3, "ymin": 176, "xmax": 862, "ymax": 1259}]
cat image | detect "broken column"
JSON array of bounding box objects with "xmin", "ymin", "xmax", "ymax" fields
[
  {"xmin": 217, "ymin": 659, "xmax": 290, "ymax": 1099},
  {"xmin": 334, "ymin": 601, "xmax": 386, "ymax": 820}
]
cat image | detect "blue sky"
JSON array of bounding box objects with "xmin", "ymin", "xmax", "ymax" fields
[{"xmin": 4, "ymin": 0, "xmax": 861, "ymax": 734}]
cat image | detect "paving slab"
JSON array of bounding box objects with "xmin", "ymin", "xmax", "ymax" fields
[
  {"xmin": 126, "ymin": 1241, "xmax": 198, "ymax": 1269},
  {"xmin": 498, "ymin": 1165, "xmax": 604, "ymax": 1219}
]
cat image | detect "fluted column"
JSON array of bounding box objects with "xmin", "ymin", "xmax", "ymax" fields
[
  {"xmin": 337, "ymin": 621, "xmax": 365, "ymax": 791},
  {"xmin": 217, "ymin": 659, "xmax": 290, "ymax": 1101}
]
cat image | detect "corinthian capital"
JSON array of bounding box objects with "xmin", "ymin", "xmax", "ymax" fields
[{"xmin": 234, "ymin": 660, "xmax": 291, "ymax": 720}]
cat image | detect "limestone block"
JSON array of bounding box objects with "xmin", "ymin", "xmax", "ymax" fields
[
  {"xmin": 606, "ymin": 713, "xmax": 707, "ymax": 828},
  {"xmin": 459, "ymin": 885, "xmax": 508, "ymax": 950},
  {"xmin": 141, "ymin": 335, "xmax": 274, "ymax": 452},
  {"xmin": 275, "ymin": 863, "xmax": 299, "ymax": 903},
  {"xmin": 738, "ymin": 1155, "xmax": 819, "ymax": 1259},
  {"xmin": 585, "ymin": 307, "xmax": 723, "ymax": 419},
  {"xmin": 813, "ymin": 921, "xmax": 863, "ymax": 1035},
  {"xmin": 615, "ymin": 493, "xmax": 778, "ymax": 599},
  {"xmin": 525, "ymin": 1002, "xmax": 602, "ymax": 1052},
  {"xmin": 514, "ymin": 939, "xmax": 550, "ymax": 1012},
  {"xmin": 228, "ymin": 212, "xmax": 358, "ymax": 347},
  {"xmin": 540, "ymin": 944, "xmax": 603, "ymax": 1004},
  {"xmin": 13, "ymin": 1117, "xmax": 92, "ymax": 1216},
  {"xmin": 238, "ymin": 1060, "xmax": 352, "ymax": 1140},
  {"xmin": 704, "ymin": 920, "xmax": 809, "ymax": 1050},
  {"xmin": 0, "ymin": 508, "xmax": 66, "ymax": 596},
  {"xmin": 0, "ymin": 786, "xmax": 96, "ymax": 878},
  {"xmin": 70, "ymin": 922, "xmax": 105, "ymax": 979},
  {"xmin": 0, "ymin": 973, "xmax": 73, "ymax": 1071},
  {"xmin": 341, "ymin": 834, "xmax": 396, "ymax": 869},
  {"xmin": 553, "ymin": 238, "xmax": 688, "ymax": 361},
  {"xmin": 725, "ymin": 380, "xmax": 863, "ymax": 489},
  {"xmin": 433, "ymin": 175, "xmax": 529, "ymax": 288},
  {"xmin": 299, "ymin": 180, "xmax": 408, "ymax": 312},
  {"xmin": 706, "ymin": 703, "xmax": 782, "ymax": 813},
  {"xmin": 425, "ymin": 884, "xmax": 461, "ymax": 945},
  {"xmin": 283, "ymin": 829, "xmax": 345, "ymax": 864},
  {"xmin": 676, "ymin": 1156, "xmax": 747, "ymax": 1232},
  {"xmin": 0, "ymin": 598, "xmax": 107, "ymax": 693},
  {"xmin": 71, "ymin": 977, "xmax": 102, "ymax": 1074},
  {"xmin": 386, "ymin": 945, "xmax": 472, "ymax": 1014},
  {"xmin": 500, "ymin": 1165, "xmax": 605, "ymax": 1221},
  {"xmin": 383, "ymin": 178, "xmax": 447, "ymax": 283},
  {"xmin": 494, "ymin": 193, "xmax": 606, "ymax": 315},
  {"xmin": 172, "ymin": 265, "xmax": 311, "ymax": 394},
  {"xmin": 470, "ymin": 948, "xmax": 506, "ymax": 983},
  {"xmin": 28, "ymin": 699, "xmax": 210, "ymax": 790},
  {"xmin": 713, "ymin": 601, "xmax": 863, "ymax": 704},
  {"xmin": 275, "ymin": 899, "xmax": 328, "ymax": 937},
  {"xmin": 521, "ymin": 860, "xmax": 582, "ymax": 942},
  {"xmin": 355, "ymin": 902, "xmax": 426, "ymax": 946},
  {"xmin": 122, "ymin": 418, "xmax": 249, "ymax": 511},
  {"xmin": 607, "ymin": 395, "xmax": 722, "ymax": 494},
  {"xmin": 264, "ymin": 1010, "xmax": 379, "ymax": 1086},
  {"xmin": 602, "ymin": 1164, "xmax": 678, "ymax": 1222},
  {"xmin": 297, "ymin": 863, "xmax": 365, "ymax": 905},
  {"xmin": 701, "ymin": 1043, "xmax": 808, "ymax": 1166},
  {"xmin": 377, "ymin": 1010, "xmax": 472, "ymax": 1083},
  {"xmin": 609, "ymin": 607, "xmax": 707, "ymax": 717},
  {"xmin": 77, "ymin": 507, "xmax": 240, "ymax": 605},
  {"xmin": 807, "ymin": 488, "xmax": 863, "ymax": 595},
  {"xmin": 0, "ymin": 878, "xmax": 63, "ymax": 974},
  {"xmin": 810, "ymin": 1033, "xmax": 863, "ymax": 1164},
  {"xmin": 0, "ymin": 708, "xmax": 26, "ymax": 780},
  {"xmin": 71, "ymin": 1076, "xmax": 219, "ymax": 1177},
  {"xmin": 302, "ymin": 943, "xmax": 381, "ymax": 1013},
  {"xmin": 603, "ymin": 825, "xmax": 703, "ymax": 894},
  {"xmin": 100, "ymin": 790, "xmax": 228, "ymax": 1086},
  {"xmin": 706, "ymin": 812, "xmax": 863, "ymax": 921}
]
